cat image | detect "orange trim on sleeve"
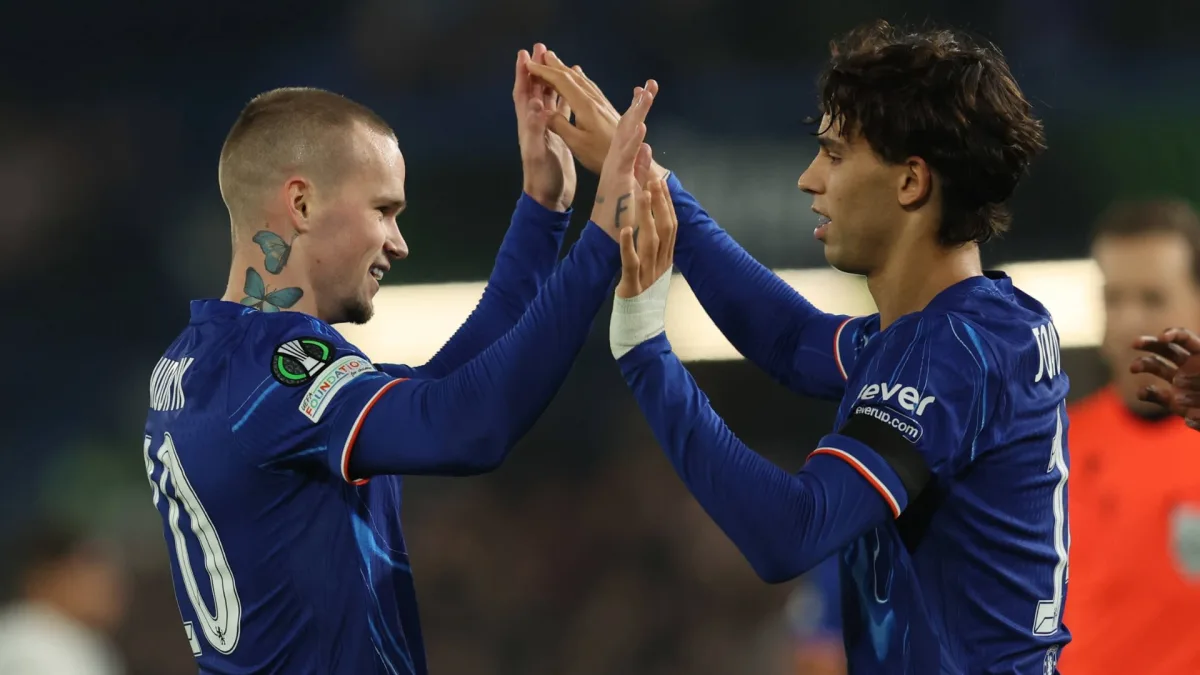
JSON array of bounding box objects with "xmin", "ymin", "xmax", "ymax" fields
[
  {"xmin": 810, "ymin": 446, "xmax": 902, "ymax": 518},
  {"xmin": 340, "ymin": 378, "xmax": 407, "ymax": 486}
]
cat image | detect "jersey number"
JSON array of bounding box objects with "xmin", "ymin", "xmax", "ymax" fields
[
  {"xmin": 143, "ymin": 434, "xmax": 242, "ymax": 655},
  {"xmin": 1033, "ymin": 404, "xmax": 1069, "ymax": 636}
]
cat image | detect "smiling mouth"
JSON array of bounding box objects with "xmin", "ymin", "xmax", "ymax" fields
[{"xmin": 369, "ymin": 265, "xmax": 387, "ymax": 282}]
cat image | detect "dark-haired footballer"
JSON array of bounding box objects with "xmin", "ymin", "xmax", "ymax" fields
[{"xmin": 530, "ymin": 21, "xmax": 1068, "ymax": 674}]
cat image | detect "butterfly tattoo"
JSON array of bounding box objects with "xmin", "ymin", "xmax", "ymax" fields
[
  {"xmin": 240, "ymin": 267, "xmax": 303, "ymax": 312},
  {"xmin": 252, "ymin": 231, "xmax": 296, "ymax": 275}
]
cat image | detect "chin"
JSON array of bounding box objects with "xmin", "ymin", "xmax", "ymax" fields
[
  {"xmin": 327, "ymin": 295, "xmax": 374, "ymax": 326},
  {"xmin": 1113, "ymin": 373, "xmax": 1170, "ymax": 419},
  {"xmin": 344, "ymin": 300, "xmax": 374, "ymax": 325},
  {"xmin": 824, "ymin": 248, "xmax": 869, "ymax": 276}
]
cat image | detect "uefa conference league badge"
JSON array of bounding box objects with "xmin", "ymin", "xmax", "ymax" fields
[{"xmin": 271, "ymin": 337, "xmax": 335, "ymax": 387}]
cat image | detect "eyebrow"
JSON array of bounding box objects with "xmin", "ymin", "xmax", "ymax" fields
[
  {"xmin": 379, "ymin": 199, "xmax": 407, "ymax": 212},
  {"xmin": 817, "ymin": 136, "xmax": 847, "ymax": 153}
]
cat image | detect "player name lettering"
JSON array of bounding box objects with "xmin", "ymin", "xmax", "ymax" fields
[
  {"xmin": 856, "ymin": 382, "xmax": 936, "ymax": 415},
  {"xmin": 1032, "ymin": 322, "xmax": 1061, "ymax": 383},
  {"xmin": 150, "ymin": 356, "xmax": 193, "ymax": 412}
]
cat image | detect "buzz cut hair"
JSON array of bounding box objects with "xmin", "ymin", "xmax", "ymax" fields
[{"xmin": 218, "ymin": 87, "xmax": 395, "ymax": 225}]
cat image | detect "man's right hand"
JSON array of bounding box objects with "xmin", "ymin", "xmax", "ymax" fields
[
  {"xmin": 589, "ymin": 84, "xmax": 657, "ymax": 242},
  {"xmin": 527, "ymin": 52, "xmax": 669, "ymax": 182}
]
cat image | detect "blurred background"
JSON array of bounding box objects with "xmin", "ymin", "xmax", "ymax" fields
[{"xmin": 2, "ymin": 0, "xmax": 1199, "ymax": 673}]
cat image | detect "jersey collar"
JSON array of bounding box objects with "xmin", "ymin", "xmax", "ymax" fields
[
  {"xmin": 923, "ymin": 271, "xmax": 1011, "ymax": 314},
  {"xmin": 189, "ymin": 299, "xmax": 255, "ymax": 324}
]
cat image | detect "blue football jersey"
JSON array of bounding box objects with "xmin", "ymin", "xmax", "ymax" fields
[
  {"xmin": 820, "ymin": 273, "xmax": 1071, "ymax": 674},
  {"xmin": 142, "ymin": 300, "xmax": 426, "ymax": 674}
]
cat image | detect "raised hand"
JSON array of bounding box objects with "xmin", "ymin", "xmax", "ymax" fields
[
  {"xmin": 527, "ymin": 52, "xmax": 668, "ymax": 181},
  {"xmin": 608, "ymin": 175, "xmax": 679, "ymax": 360},
  {"xmin": 514, "ymin": 44, "xmax": 576, "ymax": 212},
  {"xmin": 589, "ymin": 83, "xmax": 657, "ymax": 242},
  {"xmin": 617, "ymin": 177, "xmax": 678, "ymax": 299},
  {"xmin": 1131, "ymin": 327, "xmax": 1200, "ymax": 428}
]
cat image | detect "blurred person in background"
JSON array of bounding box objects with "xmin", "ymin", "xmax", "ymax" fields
[
  {"xmin": 0, "ymin": 521, "xmax": 127, "ymax": 675},
  {"xmin": 1062, "ymin": 200, "xmax": 1200, "ymax": 674},
  {"xmin": 771, "ymin": 508, "xmax": 847, "ymax": 673},
  {"xmin": 786, "ymin": 559, "xmax": 845, "ymax": 675}
]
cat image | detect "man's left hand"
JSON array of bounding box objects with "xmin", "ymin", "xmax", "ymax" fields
[{"xmin": 515, "ymin": 44, "xmax": 576, "ymax": 212}]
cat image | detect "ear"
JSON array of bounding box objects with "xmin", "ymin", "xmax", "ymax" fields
[
  {"xmin": 284, "ymin": 177, "xmax": 313, "ymax": 234},
  {"xmin": 898, "ymin": 156, "xmax": 933, "ymax": 209}
]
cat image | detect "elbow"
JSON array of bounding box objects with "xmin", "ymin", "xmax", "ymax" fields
[
  {"xmin": 468, "ymin": 436, "xmax": 511, "ymax": 474},
  {"xmin": 751, "ymin": 559, "xmax": 804, "ymax": 585},
  {"xmin": 440, "ymin": 423, "xmax": 513, "ymax": 476},
  {"xmin": 746, "ymin": 548, "xmax": 818, "ymax": 585}
]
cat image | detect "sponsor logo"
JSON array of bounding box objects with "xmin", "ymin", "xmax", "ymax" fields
[
  {"xmin": 854, "ymin": 405, "xmax": 924, "ymax": 443},
  {"xmin": 272, "ymin": 337, "xmax": 334, "ymax": 386},
  {"xmin": 299, "ymin": 355, "xmax": 376, "ymax": 422},
  {"xmin": 856, "ymin": 382, "xmax": 936, "ymax": 416}
]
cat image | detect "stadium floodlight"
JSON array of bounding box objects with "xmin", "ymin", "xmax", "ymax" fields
[{"xmin": 341, "ymin": 258, "xmax": 1104, "ymax": 364}]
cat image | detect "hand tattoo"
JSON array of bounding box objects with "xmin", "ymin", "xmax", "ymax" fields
[{"xmin": 614, "ymin": 193, "xmax": 631, "ymax": 229}]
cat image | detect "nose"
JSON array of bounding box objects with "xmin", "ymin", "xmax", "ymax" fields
[
  {"xmin": 797, "ymin": 154, "xmax": 822, "ymax": 195},
  {"xmin": 386, "ymin": 227, "xmax": 408, "ymax": 261}
]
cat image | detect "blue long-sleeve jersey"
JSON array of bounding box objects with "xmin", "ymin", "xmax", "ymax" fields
[
  {"xmin": 142, "ymin": 197, "xmax": 618, "ymax": 675},
  {"xmin": 618, "ymin": 175, "xmax": 1072, "ymax": 674}
]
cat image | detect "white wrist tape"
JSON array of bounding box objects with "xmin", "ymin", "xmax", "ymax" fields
[{"xmin": 610, "ymin": 269, "xmax": 673, "ymax": 359}]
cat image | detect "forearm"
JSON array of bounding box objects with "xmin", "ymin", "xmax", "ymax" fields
[
  {"xmin": 413, "ymin": 194, "xmax": 570, "ymax": 378},
  {"xmin": 618, "ymin": 334, "xmax": 892, "ymax": 581},
  {"xmin": 666, "ymin": 173, "xmax": 851, "ymax": 399},
  {"xmin": 348, "ymin": 224, "xmax": 618, "ymax": 477}
]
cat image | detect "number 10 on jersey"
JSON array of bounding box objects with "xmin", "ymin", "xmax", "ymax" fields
[{"xmin": 143, "ymin": 433, "xmax": 242, "ymax": 656}]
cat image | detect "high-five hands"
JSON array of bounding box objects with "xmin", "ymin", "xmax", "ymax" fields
[
  {"xmin": 523, "ymin": 49, "xmax": 680, "ymax": 359},
  {"xmin": 514, "ymin": 44, "xmax": 576, "ymax": 212},
  {"xmin": 1131, "ymin": 328, "xmax": 1200, "ymax": 429},
  {"xmin": 527, "ymin": 52, "xmax": 670, "ymax": 182}
]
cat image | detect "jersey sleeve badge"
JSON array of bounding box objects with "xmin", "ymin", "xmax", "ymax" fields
[{"xmin": 271, "ymin": 337, "xmax": 336, "ymax": 386}]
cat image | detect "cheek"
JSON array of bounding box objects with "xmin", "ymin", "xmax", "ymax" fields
[
  {"xmin": 829, "ymin": 170, "xmax": 875, "ymax": 218},
  {"xmin": 1159, "ymin": 296, "xmax": 1200, "ymax": 330},
  {"xmin": 1102, "ymin": 303, "xmax": 1145, "ymax": 348}
]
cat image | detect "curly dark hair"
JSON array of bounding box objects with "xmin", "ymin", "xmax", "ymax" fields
[{"xmin": 816, "ymin": 20, "xmax": 1047, "ymax": 246}]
